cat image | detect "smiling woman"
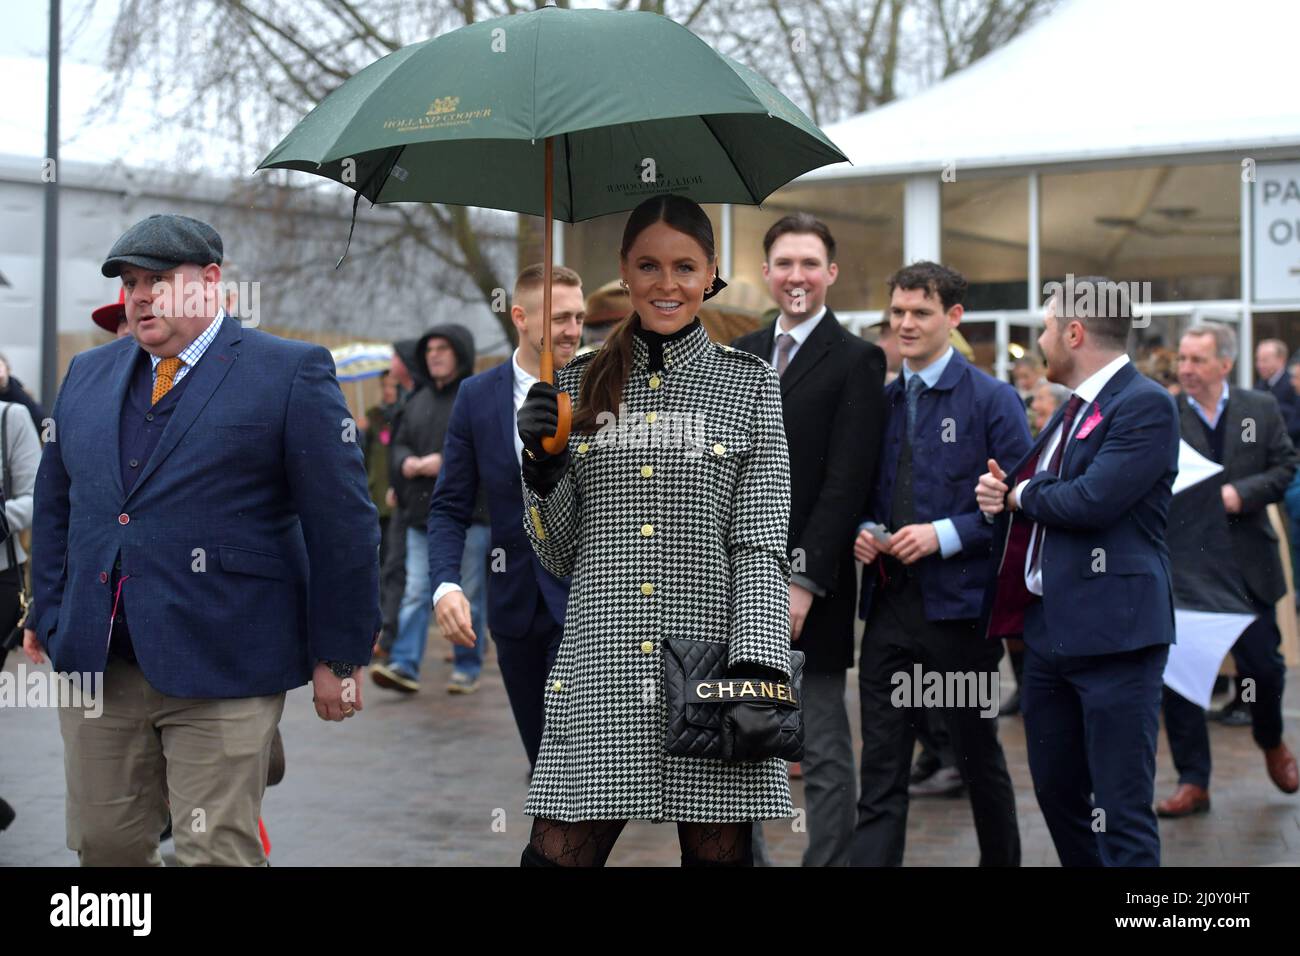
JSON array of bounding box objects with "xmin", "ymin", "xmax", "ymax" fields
[
  {"xmin": 513, "ymin": 194, "xmax": 796, "ymax": 867},
  {"xmin": 572, "ymin": 195, "xmax": 726, "ymax": 434}
]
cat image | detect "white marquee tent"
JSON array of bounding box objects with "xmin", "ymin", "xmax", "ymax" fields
[{"xmin": 792, "ymin": 0, "xmax": 1300, "ymax": 381}]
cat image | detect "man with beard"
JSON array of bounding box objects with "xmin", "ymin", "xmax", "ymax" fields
[{"xmin": 978, "ymin": 278, "xmax": 1179, "ymax": 866}]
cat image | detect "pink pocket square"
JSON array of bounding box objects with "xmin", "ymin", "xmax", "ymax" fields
[{"xmin": 1074, "ymin": 403, "xmax": 1104, "ymax": 440}]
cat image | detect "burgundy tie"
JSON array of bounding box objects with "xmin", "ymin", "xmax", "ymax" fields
[{"xmin": 1028, "ymin": 393, "xmax": 1086, "ymax": 572}]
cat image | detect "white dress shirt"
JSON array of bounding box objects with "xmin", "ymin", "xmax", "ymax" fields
[
  {"xmin": 1019, "ymin": 353, "xmax": 1130, "ymax": 595},
  {"xmin": 434, "ymin": 349, "xmax": 537, "ymax": 608},
  {"xmin": 511, "ymin": 348, "xmax": 540, "ymax": 467},
  {"xmin": 770, "ymin": 306, "xmax": 827, "ymax": 368}
]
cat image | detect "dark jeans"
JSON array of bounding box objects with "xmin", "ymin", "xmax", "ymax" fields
[
  {"xmin": 1022, "ymin": 601, "xmax": 1167, "ymax": 867},
  {"xmin": 495, "ymin": 598, "xmax": 564, "ymax": 767},
  {"xmin": 1163, "ymin": 600, "xmax": 1287, "ymax": 788},
  {"xmin": 851, "ymin": 575, "xmax": 1020, "ymax": 867},
  {"xmin": 378, "ymin": 509, "xmax": 407, "ymax": 650}
]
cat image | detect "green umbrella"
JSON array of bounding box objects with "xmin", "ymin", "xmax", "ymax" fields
[{"xmin": 258, "ymin": 4, "xmax": 847, "ymax": 450}]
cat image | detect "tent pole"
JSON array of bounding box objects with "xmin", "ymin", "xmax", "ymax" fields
[{"xmin": 1239, "ymin": 173, "xmax": 1253, "ymax": 389}]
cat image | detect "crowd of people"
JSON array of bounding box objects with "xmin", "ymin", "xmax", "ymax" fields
[{"xmin": 4, "ymin": 197, "xmax": 1298, "ymax": 868}]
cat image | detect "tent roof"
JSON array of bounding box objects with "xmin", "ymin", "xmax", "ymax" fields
[{"xmin": 805, "ymin": 0, "xmax": 1300, "ymax": 182}]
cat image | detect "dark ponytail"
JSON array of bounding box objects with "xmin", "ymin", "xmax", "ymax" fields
[{"xmin": 572, "ymin": 194, "xmax": 716, "ymax": 433}]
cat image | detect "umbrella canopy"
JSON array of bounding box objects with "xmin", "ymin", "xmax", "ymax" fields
[
  {"xmin": 330, "ymin": 342, "xmax": 395, "ymax": 382},
  {"xmin": 257, "ymin": 6, "xmax": 846, "ymax": 221}
]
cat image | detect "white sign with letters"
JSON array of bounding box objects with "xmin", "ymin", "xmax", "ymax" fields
[{"xmin": 1254, "ymin": 160, "xmax": 1300, "ymax": 303}]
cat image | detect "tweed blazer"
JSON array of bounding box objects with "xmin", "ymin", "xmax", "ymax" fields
[{"xmin": 522, "ymin": 321, "xmax": 795, "ymax": 823}]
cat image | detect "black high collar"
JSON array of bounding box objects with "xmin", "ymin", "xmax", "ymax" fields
[{"xmin": 631, "ymin": 315, "xmax": 703, "ymax": 372}]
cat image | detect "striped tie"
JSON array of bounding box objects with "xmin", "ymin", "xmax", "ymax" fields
[{"xmin": 152, "ymin": 357, "xmax": 184, "ymax": 405}]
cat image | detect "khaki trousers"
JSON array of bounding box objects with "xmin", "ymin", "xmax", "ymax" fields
[{"xmin": 58, "ymin": 656, "xmax": 285, "ymax": 866}]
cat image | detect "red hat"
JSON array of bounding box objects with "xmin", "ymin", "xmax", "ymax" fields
[{"xmin": 92, "ymin": 288, "xmax": 126, "ymax": 334}]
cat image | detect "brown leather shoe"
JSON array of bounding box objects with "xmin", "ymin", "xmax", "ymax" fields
[
  {"xmin": 1265, "ymin": 743, "xmax": 1299, "ymax": 794},
  {"xmin": 1155, "ymin": 783, "xmax": 1211, "ymax": 818}
]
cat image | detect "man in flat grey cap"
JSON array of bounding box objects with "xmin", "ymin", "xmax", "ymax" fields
[{"xmin": 24, "ymin": 214, "xmax": 381, "ymax": 866}]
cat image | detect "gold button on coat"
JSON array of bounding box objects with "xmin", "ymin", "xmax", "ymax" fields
[
  {"xmin": 577, "ymin": 442, "xmax": 590, "ymax": 454},
  {"xmin": 645, "ymin": 411, "xmax": 657, "ymax": 423},
  {"xmin": 552, "ymin": 680, "xmax": 563, "ymax": 692},
  {"xmin": 640, "ymin": 524, "xmax": 654, "ymax": 537},
  {"xmin": 713, "ymin": 443, "xmax": 726, "ymax": 456},
  {"xmin": 640, "ymin": 465, "xmax": 654, "ymax": 478},
  {"xmin": 640, "ymin": 641, "xmax": 654, "ymax": 654},
  {"xmin": 641, "ymin": 582, "xmax": 654, "ymax": 595},
  {"xmin": 649, "ymin": 375, "xmax": 662, "ymax": 389}
]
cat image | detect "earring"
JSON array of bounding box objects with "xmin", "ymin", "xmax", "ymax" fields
[
  {"xmin": 705, "ymin": 278, "xmax": 715, "ymax": 295},
  {"xmin": 619, "ymin": 279, "xmax": 629, "ymax": 291}
]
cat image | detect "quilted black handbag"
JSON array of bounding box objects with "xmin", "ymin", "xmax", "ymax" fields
[{"xmin": 663, "ymin": 638, "xmax": 804, "ymax": 762}]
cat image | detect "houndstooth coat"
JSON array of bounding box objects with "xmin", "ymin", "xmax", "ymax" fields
[{"xmin": 522, "ymin": 321, "xmax": 795, "ymax": 823}]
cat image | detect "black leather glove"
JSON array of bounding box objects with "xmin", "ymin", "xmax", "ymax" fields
[
  {"xmin": 517, "ymin": 382, "xmax": 569, "ymax": 496},
  {"xmin": 517, "ymin": 382, "xmax": 561, "ymax": 459},
  {"xmin": 721, "ymin": 664, "xmax": 802, "ymax": 762}
]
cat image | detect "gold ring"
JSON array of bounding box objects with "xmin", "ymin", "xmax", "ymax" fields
[{"xmin": 342, "ymin": 707, "xmax": 355, "ymax": 716}]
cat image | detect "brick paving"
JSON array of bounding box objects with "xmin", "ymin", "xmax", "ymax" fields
[{"xmin": 2, "ymin": 634, "xmax": 1299, "ymax": 867}]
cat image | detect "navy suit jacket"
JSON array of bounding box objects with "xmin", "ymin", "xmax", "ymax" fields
[
  {"xmin": 30, "ymin": 316, "xmax": 381, "ymax": 697},
  {"xmin": 859, "ymin": 351, "xmax": 1031, "ymax": 622},
  {"xmin": 1258, "ymin": 374, "xmax": 1300, "ymax": 446},
  {"xmin": 427, "ymin": 359, "xmax": 569, "ymax": 637},
  {"xmin": 981, "ymin": 361, "xmax": 1179, "ymax": 656}
]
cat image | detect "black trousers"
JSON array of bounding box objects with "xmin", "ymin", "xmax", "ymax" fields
[
  {"xmin": 494, "ymin": 594, "xmax": 564, "ymax": 768},
  {"xmin": 1163, "ymin": 599, "xmax": 1287, "ymax": 788},
  {"xmin": 851, "ymin": 575, "xmax": 1020, "ymax": 866},
  {"xmin": 0, "ymin": 568, "xmax": 21, "ymax": 652},
  {"xmin": 916, "ymin": 709, "xmax": 954, "ymax": 770}
]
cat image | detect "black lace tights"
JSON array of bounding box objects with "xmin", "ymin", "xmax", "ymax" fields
[{"xmin": 524, "ymin": 817, "xmax": 753, "ymax": 867}]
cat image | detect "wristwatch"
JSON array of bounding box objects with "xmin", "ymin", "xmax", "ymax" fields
[{"xmin": 322, "ymin": 660, "xmax": 357, "ymax": 679}]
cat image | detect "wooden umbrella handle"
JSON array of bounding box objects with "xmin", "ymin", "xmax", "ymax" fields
[
  {"xmin": 540, "ymin": 136, "xmax": 572, "ymax": 456},
  {"xmin": 543, "ymin": 393, "xmax": 571, "ymax": 455}
]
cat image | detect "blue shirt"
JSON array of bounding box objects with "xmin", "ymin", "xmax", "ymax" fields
[
  {"xmin": 900, "ymin": 345, "xmax": 955, "ymax": 391},
  {"xmin": 1188, "ymin": 380, "xmax": 1229, "ymax": 430},
  {"xmin": 900, "ymin": 347, "xmax": 963, "ymax": 558}
]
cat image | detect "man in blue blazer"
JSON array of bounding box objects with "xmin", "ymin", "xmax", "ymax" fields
[
  {"xmin": 428, "ymin": 264, "xmax": 580, "ymax": 766},
  {"xmin": 23, "ymin": 215, "xmax": 380, "ymax": 866},
  {"xmin": 849, "ymin": 262, "xmax": 1030, "ymax": 867},
  {"xmin": 978, "ymin": 277, "xmax": 1179, "ymax": 867}
]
